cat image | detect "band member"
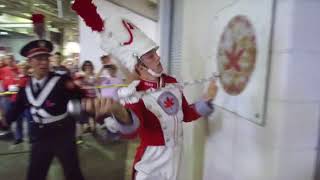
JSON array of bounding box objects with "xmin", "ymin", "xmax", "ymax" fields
[
  {"xmin": 0, "ymin": 40, "xmax": 86, "ymax": 180},
  {"xmin": 0, "ymin": 39, "xmax": 140, "ymax": 180},
  {"xmin": 81, "ymin": 16, "xmax": 218, "ymax": 180}
]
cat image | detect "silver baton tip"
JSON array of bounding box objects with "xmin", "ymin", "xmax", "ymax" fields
[{"xmin": 67, "ymin": 99, "xmax": 82, "ymax": 117}]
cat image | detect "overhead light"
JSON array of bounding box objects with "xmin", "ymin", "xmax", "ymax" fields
[
  {"xmin": 0, "ymin": 23, "xmax": 32, "ymax": 28},
  {"xmin": 148, "ymin": 0, "xmax": 157, "ymax": 4},
  {"xmin": 0, "ymin": 31, "xmax": 9, "ymax": 35},
  {"xmin": 0, "ymin": 14, "xmax": 32, "ymax": 23},
  {"xmin": 64, "ymin": 42, "xmax": 80, "ymax": 55},
  {"xmin": 22, "ymin": 13, "xmax": 31, "ymax": 17},
  {"xmin": 48, "ymin": 27, "xmax": 60, "ymax": 32},
  {"xmin": 0, "ymin": 4, "xmax": 6, "ymax": 8},
  {"xmin": 34, "ymin": 3, "xmax": 47, "ymax": 7}
]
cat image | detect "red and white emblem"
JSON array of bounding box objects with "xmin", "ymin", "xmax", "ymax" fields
[
  {"xmin": 157, "ymin": 92, "xmax": 179, "ymax": 115},
  {"xmin": 217, "ymin": 15, "xmax": 257, "ymax": 95}
]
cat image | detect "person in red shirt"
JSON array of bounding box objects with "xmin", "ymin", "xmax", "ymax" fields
[
  {"xmin": 0, "ymin": 55, "xmax": 23, "ymax": 112},
  {"xmin": 0, "ymin": 56, "xmax": 5, "ymax": 68},
  {"xmin": 13, "ymin": 61, "xmax": 32, "ymax": 144},
  {"xmin": 0, "ymin": 56, "xmax": 7, "ymax": 135},
  {"xmin": 0, "ymin": 55, "xmax": 19, "ymax": 92},
  {"xmin": 0, "ymin": 55, "xmax": 19, "ymax": 138}
]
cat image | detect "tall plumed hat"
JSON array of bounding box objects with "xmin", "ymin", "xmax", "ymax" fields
[{"xmin": 72, "ymin": 0, "xmax": 158, "ymax": 72}]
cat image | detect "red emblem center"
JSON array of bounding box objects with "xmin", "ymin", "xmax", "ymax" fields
[
  {"xmin": 224, "ymin": 43, "xmax": 244, "ymax": 72},
  {"xmin": 164, "ymin": 97, "xmax": 174, "ymax": 108}
]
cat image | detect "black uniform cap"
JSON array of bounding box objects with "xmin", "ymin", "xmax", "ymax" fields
[{"xmin": 20, "ymin": 40, "xmax": 53, "ymax": 58}]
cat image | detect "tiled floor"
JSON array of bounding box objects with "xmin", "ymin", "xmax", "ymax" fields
[{"xmin": 0, "ymin": 134, "xmax": 139, "ymax": 180}]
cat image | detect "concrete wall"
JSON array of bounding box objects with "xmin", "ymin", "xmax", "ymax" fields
[
  {"xmin": 79, "ymin": 0, "xmax": 159, "ymax": 71},
  {"xmin": 177, "ymin": 0, "xmax": 320, "ymax": 180}
]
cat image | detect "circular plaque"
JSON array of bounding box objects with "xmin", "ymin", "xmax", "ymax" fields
[{"xmin": 217, "ymin": 15, "xmax": 257, "ymax": 95}]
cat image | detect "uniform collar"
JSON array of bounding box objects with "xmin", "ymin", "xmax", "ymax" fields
[
  {"xmin": 32, "ymin": 75, "xmax": 48, "ymax": 88},
  {"xmin": 138, "ymin": 76, "xmax": 164, "ymax": 90}
]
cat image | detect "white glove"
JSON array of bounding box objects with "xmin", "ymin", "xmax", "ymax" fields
[
  {"xmin": 104, "ymin": 116, "xmax": 119, "ymax": 133},
  {"xmin": 117, "ymin": 80, "xmax": 140, "ymax": 104}
]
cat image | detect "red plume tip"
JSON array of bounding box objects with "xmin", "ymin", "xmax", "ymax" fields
[
  {"xmin": 72, "ymin": 0, "xmax": 104, "ymax": 32},
  {"xmin": 31, "ymin": 13, "xmax": 46, "ymax": 39},
  {"xmin": 31, "ymin": 14, "xmax": 45, "ymax": 24}
]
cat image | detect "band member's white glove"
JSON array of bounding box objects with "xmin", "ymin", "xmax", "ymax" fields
[{"xmin": 117, "ymin": 80, "xmax": 140, "ymax": 104}]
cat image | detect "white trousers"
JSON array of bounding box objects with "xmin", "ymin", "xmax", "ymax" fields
[{"xmin": 135, "ymin": 145, "xmax": 182, "ymax": 180}]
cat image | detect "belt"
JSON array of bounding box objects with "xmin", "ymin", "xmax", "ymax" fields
[{"xmin": 32, "ymin": 112, "xmax": 68, "ymax": 124}]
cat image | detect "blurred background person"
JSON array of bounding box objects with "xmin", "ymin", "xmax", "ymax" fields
[
  {"xmin": 0, "ymin": 56, "xmax": 5, "ymax": 68},
  {"xmin": 96, "ymin": 55, "xmax": 123, "ymax": 100},
  {"xmin": 64, "ymin": 58, "xmax": 78, "ymax": 77},
  {"xmin": 74, "ymin": 60, "xmax": 97, "ymax": 136},
  {"xmin": 0, "ymin": 54, "xmax": 19, "ymax": 138},
  {"xmin": 49, "ymin": 52, "xmax": 69, "ymax": 74},
  {"xmin": 13, "ymin": 60, "xmax": 32, "ymax": 144},
  {"xmin": 96, "ymin": 56, "xmax": 124, "ymax": 141},
  {"xmin": 0, "ymin": 56, "xmax": 6, "ymax": 135},
  {"xmin": 80, "ymin": 60, "xmax": 97, "ymax": 98}
]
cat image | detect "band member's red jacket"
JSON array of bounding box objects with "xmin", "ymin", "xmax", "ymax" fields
[{"xmin": 120, "ymin": 74, "xmax": 214, "ymax": 180}]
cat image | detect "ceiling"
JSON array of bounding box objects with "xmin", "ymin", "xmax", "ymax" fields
[
  {"xmin": 107, "ymin": 0, "xmax": 158, "ymax": 21},
  {"xmin": 0, "ymin": 0, "xmax": 158, "ymax": 42},
  {"xmin": 0, "ymin": 0, "xmax": 78, "ymax": 40}
]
